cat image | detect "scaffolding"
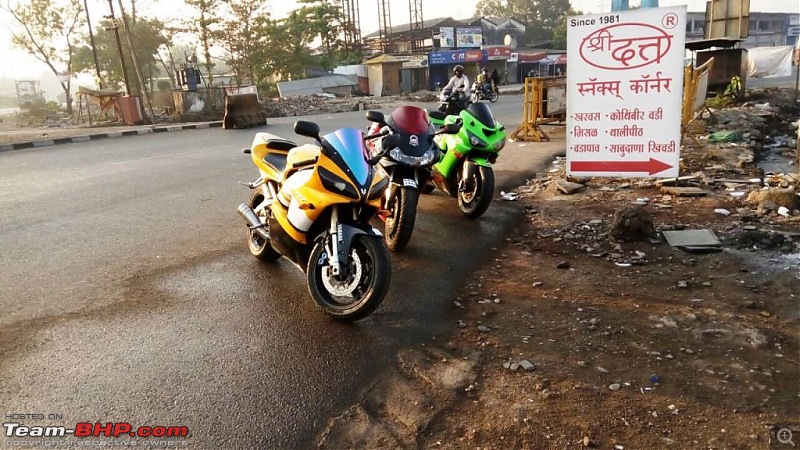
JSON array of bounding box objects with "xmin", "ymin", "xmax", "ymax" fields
[
  {"xmin": 377, "ymin": 0, "xmax": 392, "ymax": 53},
  {"xmin": 341, "ymin": 0, "xmax": 361, "ymax": 55},
  {"xmin": 409, "ymin": 0, "xmax": 424, "ymax": 51}
]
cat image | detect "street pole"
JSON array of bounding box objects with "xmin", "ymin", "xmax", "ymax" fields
[
  {"xmin": 116, "ymin": 0, "xmax": 156, "ymax": 123},
  {"xmin": 106, "ymin": 0, "xmax": 132, "ymax": 95},
  {"xmin": 83, "ymin": 0, "xmax": 104, "ymax": 88}
]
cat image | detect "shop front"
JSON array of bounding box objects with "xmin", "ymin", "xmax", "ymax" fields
[{"xmin": 427, "ymin": 49, "xmax": 487, "ymax": 90}]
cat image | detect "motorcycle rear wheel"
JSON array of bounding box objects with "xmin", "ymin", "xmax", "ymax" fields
[
  {"xmin": 385, "ymin": 187, "xmax": 418, "ymax": 252},
  {"xmin": 247, "ymin": 191, "xmax": 281, "ymax": 262},
  {"xmin": 458, "ymin": 165, "xmax": 495, "ymax": 219},
  {"xmin": 307, "ymin": 235, "xmax": 391, "ymax": 322}
]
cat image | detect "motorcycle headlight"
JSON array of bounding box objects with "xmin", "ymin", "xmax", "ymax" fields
[
  {"xmin": 388, "ymin": 147, "xmax": 437, "ymax": 168},
  {"xmin": 318, "ymin": 166, "xmax": 358, "ymax": 199},
  {"xmin": 494, "ymin": 139, "xmax": 506, "ymax": 150},
  {"xmin": 467, "ymin": 132, "xmax": 485, "ymax": 148}
]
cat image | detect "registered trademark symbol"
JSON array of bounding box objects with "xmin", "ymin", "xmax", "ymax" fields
[{"xmin": 662, "ymin": 13, "xmax": 678, "ymax": 29}]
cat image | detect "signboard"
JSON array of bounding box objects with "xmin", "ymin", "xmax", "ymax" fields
[
  {"xmin": 456, "ymin": 27, "xmax": 482, "ymax": 48},
  {"xmin": 566, "ymin": 6, "xmax": 686, "ymax": 178},
  {"xmin": 439, "ymin": 27, "xmax": 455, "ymax": 48},
  {"xmin": 545, "ymin": 85, "xmax": 567, "ymax": 116},
  {"xmin": 485, "ymin": 46, "xmax": 512, "ymax": 60},
  {"xmin": 704, "ymin": 0, "xmax": 749, "ymax": 39},
  {"xmin": 428, "ymin": 50, "xmax": 487, "ymax": 65}
]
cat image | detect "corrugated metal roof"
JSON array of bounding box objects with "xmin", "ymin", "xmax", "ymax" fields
[{"xmin": 277, "ymin": 75, "xmax": 358, "ymax": 98}]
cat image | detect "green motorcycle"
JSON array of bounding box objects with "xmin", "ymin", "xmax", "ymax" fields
[{"xmin": 427, "ymin": 102, "xmax": 507, "ymax": 218}]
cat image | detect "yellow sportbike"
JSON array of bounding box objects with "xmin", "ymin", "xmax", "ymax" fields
[{"xmin": 237, "ymin": 121, "xmax": 395, "ymax": 321}]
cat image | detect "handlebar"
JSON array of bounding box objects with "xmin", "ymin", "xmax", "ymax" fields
[
  {"xmin": 292, "ymin": 156, "xmax": 318, "ymax": 169},
  {"xmin": 364, "ymin": 130, "xmax": 389, "ymax": 141}
]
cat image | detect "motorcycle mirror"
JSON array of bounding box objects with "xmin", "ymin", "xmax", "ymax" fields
[
  {"xmin": 293, "ymin": 120, "xmax": 321, "ymax": 141},
  {"xmin": 384, "ymin": 133, "xmax": 401, "ymax": 150},
  {"xmin": 443, "ymin": 123, "xmax": 461, "ymax": 134},
  {"xmin": 366, "ymin": 110, "xmax": 384, "ymax": 123},
  {"xmin": 241, "ymin": 148, "xmax": 251, "ymax": 154}
]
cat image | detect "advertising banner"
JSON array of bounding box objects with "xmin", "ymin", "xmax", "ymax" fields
[
  {"xmin": 456, "ymin": 27, "xmax": 482, "ymax": 48},
  {"xmin": 566, "ymin": 6, "xmax": 686, "ymax": 178},
  {"xmin": 439, "ymin": 27, "xmax": 455, "ymax": 48}
]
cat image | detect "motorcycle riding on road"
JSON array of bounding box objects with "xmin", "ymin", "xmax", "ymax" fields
[
  {"xmin": 437, "ymin": 64, "xmax": 470, "ymax": 116},
  {"xmin": 237, "ymin": 121, "xmax": 395, "ymax": 321},
  {"xmin": 427, "ymin": 102, "xmax": 507, "ymax": 218},
  {"xmin": 365, "ymin": 106, "xmax": 461, "ymax": 251}
]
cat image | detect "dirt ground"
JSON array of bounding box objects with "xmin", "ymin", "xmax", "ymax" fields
[{"xmin": 316, "ymin": 92, "xmax": 800, "ymax": 449}]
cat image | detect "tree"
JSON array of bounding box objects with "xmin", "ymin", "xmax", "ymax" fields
[
  {"xmin": 2, "ymin": 0, "xmax": 85, "ymax": 114},
  {"xmin": 73, "ymin": 17, "xmax": 169, "ymax": 93},
  {"xmin": 183, "ymin": 0, "xmax": 221, "ymax": 86},
  {"xmin": 475, "ymin": 0, "xmax": 573, "ymax": 45},
  {"xmin": 214, "ymin": 0, "xmax": 270, "ymax": 86},
  {"xmin": 551, "ymin": 8, "xmax": 582, "ymax": 50}
]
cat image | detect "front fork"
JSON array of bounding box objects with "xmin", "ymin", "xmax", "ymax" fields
[
  {"xmin": 327, "ymin": 207, "xmax": 343, "ymax": 276},
  {"xmin": 324, "ymin": 206, "xmax": 383, "ymax": 278}
]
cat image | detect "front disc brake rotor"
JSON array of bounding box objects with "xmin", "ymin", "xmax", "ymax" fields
[{"xmin": 321, "ymin": 251, "xmax": 363, "ymax": 297}]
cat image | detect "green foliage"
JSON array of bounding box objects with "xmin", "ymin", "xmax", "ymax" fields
[
  {"xmin": 213, "ymin": 0, "xmax": 270, "ymax": 86},
  {"xmin": 551, "ymin": 8, "xmax": 582, "ymax": 50},
  {"xmin": 73, "ymin": 17, "xmax": 169, "ymax": 93},
  {"xmin": 707, "ymin": 76, "xmax": 742, "ymax": 109},
  {"xmin": 475, "ymin": 0, "xmax": 573, "ymax": 46},
  {"xmin": 2, "ymin": 0, "xmax": 85, "ymax": 114}
]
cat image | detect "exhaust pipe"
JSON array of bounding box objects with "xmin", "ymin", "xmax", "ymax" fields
[{"xmin": 237, "ymin": 203, "xmax": 270, "ymax": 240}]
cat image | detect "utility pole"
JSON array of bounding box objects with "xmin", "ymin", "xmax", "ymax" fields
[
  {"xmin": 116, "ymin": 0, "xmax": 155, "ymax": 123},
  {"xmin": 105, "ymin": 0, "xmax": 132, "ymax": 95},
  {"xmin": 83, "ymin": 0, "xmax": 104, "ymax": 88}
]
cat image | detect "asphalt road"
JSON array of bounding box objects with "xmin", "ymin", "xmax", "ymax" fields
[{"xmin": 0, "ymin": 96, "xmax": 561, "ymax": 449}]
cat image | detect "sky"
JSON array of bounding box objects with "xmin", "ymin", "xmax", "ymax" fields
[{"xmin": 1, "ymin": 0, "xmax": 798, "ymax": 94}]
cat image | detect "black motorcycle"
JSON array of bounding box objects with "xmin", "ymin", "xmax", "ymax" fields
[
  {"xmin": 470, "ymin": 81, "xmax": 499, "ymax": 103},
  {"xmin": 365, "ymin": 106, "xmax": 460, "ymax": 251},
  {"xmin": 437, "ymin": 89, "xmax": 470, "ymax": 116}
]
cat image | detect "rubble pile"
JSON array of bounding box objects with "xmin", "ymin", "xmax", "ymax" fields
[{"xmin": 261, "ymin": 91, "xmax": 441, "ymax": 118}]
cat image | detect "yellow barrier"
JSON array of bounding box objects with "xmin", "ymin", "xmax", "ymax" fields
[
  {"xmin": 681, "ymin": 57, "xmax": 714, "ymax": 130},
  {"xmin": 510, "ymin": 76, "xmax": 567, "ymax": 142}
]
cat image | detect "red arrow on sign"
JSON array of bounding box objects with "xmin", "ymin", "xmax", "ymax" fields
[{"xmin": 570, "ymin": 158, "xmax": 673, "ymax": 175}]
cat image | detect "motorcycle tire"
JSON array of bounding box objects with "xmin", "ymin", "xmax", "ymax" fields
[
  {"xmin": 307, "ymin": 234, "xmax": 391, "ymax": 322},
  {"xmin": 458, "ymin": 165, "xmax": 495, "ymax": 219},
  {"xmin": 247, "ymin": 190, "xmax": 281, "ymax": 262},
  {"xmin": 489, "ymin": 91, "xmax": 499, "ymax": 103},
  {"xmin": 385, "ymin": 187, "xmax": 418, "ymax": 252}
]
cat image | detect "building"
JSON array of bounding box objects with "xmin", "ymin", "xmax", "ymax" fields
[
  {"xmin": 361, "ymin": 16, "xmax": 526, "ymax": 91},
  {"xmin": 687, "ymin": 11, "xmax": 800, "ymax": 48}
]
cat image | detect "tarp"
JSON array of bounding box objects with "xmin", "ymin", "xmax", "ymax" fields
[{"xmin": 747, "ymin": 46, "xmax": 793, "ymax": 78}]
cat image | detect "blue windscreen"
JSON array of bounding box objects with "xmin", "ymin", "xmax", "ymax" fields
[{"xmin": 323, "ymin": 128, "xmax": 370, "ymax": 186}]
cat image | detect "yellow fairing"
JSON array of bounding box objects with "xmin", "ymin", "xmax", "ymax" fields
[
  {"xmin": 271, "ymin": 148, "xmax": 386, "ymax": 244},
  {"xmin": 250, "ymin": 132, "xmax": 293, "ymax": 181}
]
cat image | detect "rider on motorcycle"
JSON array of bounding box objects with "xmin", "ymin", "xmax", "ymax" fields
[
  {"xmin": 476, "ymin": 68, "xmax": 492, "ymax": 97},
  {"xmin": 440, "ymin": 65, "xmax": 469, "ymax": 112}
]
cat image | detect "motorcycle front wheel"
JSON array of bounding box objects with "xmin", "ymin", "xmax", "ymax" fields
[
  {"xmin": 307, "ymin": 234, "xmax": 391, "ymax": 322},
  {"xmin": 458, "ymin": 165, "xmax": 495, "ymax": 219},
  {"xmin": 385, "ymin": 187, "xmax": 418, "ymax": 252},
  {"xmin": 489, "ymin": 91, "xmax": 499, "ymax": 103},
  {"xmin": 247, "ymin": 190, "xmax": 281, "ymax": 262}
]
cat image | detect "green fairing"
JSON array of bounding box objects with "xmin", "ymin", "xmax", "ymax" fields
[{"xmin": 431, "ymin": 108, "xmax": 506, "ymax": 178}]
